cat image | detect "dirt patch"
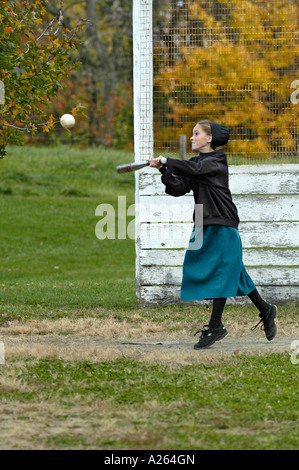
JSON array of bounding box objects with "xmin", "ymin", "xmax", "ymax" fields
[
  {"xmin": 1, "ymin": 317, "xmax": 298, "ymax": 365},
  {"xmin": 0, "ymin": 317, "xmax": 298, "ymax": 450}
]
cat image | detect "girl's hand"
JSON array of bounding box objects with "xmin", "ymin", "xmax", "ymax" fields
[{"xmin": 149, "ymin": 156, "xmax": 164, "ymax": 169}]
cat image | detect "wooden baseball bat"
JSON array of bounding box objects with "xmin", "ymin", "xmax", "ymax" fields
[{"xmin": 116, "ymin": 161, "xmax": 150, "ymax": 174}]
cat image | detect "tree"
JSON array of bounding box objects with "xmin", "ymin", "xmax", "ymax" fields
[
  {"xmin": 0, "ymin": 0, "xmax": 85, "ymax": 155},
  {"xmin": 45, "ymin": 0, "xmax": 134, "ymax": 147}
]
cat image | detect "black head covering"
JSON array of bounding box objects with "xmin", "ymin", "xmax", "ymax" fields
[{"xmin": 209, "ymin": 121, "xmax": 230, "ymax": 148}]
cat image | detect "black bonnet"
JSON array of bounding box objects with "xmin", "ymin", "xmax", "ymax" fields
[{"xmin": 209, "ymin": 121, "xmax": 230, "ymax": 148}]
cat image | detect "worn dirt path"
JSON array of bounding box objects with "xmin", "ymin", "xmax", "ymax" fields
[{"xmin": 1, "ymin": 317, "xmax": 298, "ymax": 364}]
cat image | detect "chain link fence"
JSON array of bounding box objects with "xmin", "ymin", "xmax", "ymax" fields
[{"xmin": 153, "ymin": 0, "xmax": 299, "ymax": 163}]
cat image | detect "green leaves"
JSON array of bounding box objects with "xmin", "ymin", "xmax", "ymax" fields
[{"xmin": 0, "ymin": 0, "xmax": 85, "ymax": 147}]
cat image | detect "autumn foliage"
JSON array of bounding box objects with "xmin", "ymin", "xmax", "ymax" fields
[
  {"xmin": 154, "ymin": 0, "xmax": 299, "ymax": 158},
  {"xmin": 1, "ymin": 0, "xmax": 298, "ymax": 157},
  {"xmin": 0, "ymin": 0, "xmax": 85, "ymax": 150}
]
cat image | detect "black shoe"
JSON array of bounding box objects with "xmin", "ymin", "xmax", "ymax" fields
[
  {"xmin": 251, "ymin": 304, "xmax": 277, "ymax": 341},
  {"xmin": 193, "ymin": 324, "xmax": 228, "ymax": 349}
]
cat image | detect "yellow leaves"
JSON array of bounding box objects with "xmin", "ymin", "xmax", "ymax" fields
[
  {"xmin": 33, "ymin": 0, "xmax": 46, "ymax": 15},
  {"xmin": 70, "ymin": 104, "xmax": 87, "ymax": 120},
  {"xmin": 4, "ymin": 27, "xmax": 13, "ymax": 35},
  {"xmin": 42, "ymin": 114, "xmax": 55, "ymax": 133},
  {"xmin": 154, "ymin": 0, "xmax": 299, "ymax": 157},
  {"xmin": 189, "ymin": 2, "xmax": 217, "ymax": 28},
  {"xmin": 47, "ymin": 37, "xmax": 61, "ymax": 48},
  {"xmin": 230, "ymin": 138, "xmax": 272, "ymax": 158},
  {"xmin": 1, "ymin": 0, "xmax": 84, "ymax": 147}
]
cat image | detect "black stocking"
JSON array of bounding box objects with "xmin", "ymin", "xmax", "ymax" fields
[
  {"xmin": 208, "ymin": 298, "xmax": 227, "ymax": 328},
  {"xmin": 247, "ymin": 288, "xmax": 269, "ymax": 316}
]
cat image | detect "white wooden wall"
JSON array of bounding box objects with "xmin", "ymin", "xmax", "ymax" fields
[
  {"xmin": 136, "ymin": 164, "xmax": 299, "ymax": 307},
  {"xmin": 132, "ymin": 2, "xmax": 298, "ymax": 307}
]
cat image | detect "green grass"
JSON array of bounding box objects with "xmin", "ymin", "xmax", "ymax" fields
[
  {"xmin": 0, "ymin": 145, "xmax": 136, "ymax": 312},
  {"xmin": 0, "ymin": 144, "xmax": 136, "ymax": 199},
  {"xmin": 1, "ymin": 355, "xmax": 298, "ymax": 450},
  {"xmin": 0, "ymin": 145, "xmax": 298, "ymax": 450}
]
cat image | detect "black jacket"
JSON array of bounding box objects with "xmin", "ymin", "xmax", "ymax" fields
[{"xmin": 159, "ymin": 150, "xmax": 240, "ymax": 229}]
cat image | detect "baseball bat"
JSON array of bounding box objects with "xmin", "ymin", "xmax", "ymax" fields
[{"xmin": 116, "ymin": 161, "xmax": 150, "ymax": 174}]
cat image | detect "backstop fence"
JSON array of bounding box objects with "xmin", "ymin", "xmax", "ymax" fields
[
  {"xmin": 153, "ymin": 0, "xmax": 299, "ymax": 163},
  {"xmin": 133, "ymin": 0, "xmax": 299, "ymax": 307}
]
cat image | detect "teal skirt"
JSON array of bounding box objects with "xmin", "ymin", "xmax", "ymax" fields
[{"xmin": 181, "ymin": 225, "xmax": 255, "ymax": 301}]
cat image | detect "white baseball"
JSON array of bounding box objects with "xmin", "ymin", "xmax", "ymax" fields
[{"xmin": 60, "ymin": 114, "xmax": 75, "ymax": 129}]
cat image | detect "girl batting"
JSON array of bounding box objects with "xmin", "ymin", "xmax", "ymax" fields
[{"xmin": 149, "ymin": 120, "xmax": 277, "ymax": 349}]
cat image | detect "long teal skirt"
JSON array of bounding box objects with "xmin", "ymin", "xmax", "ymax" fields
[{"xmin": 181, "ymin": 225, "xmax": 255, "ymax": 301}]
